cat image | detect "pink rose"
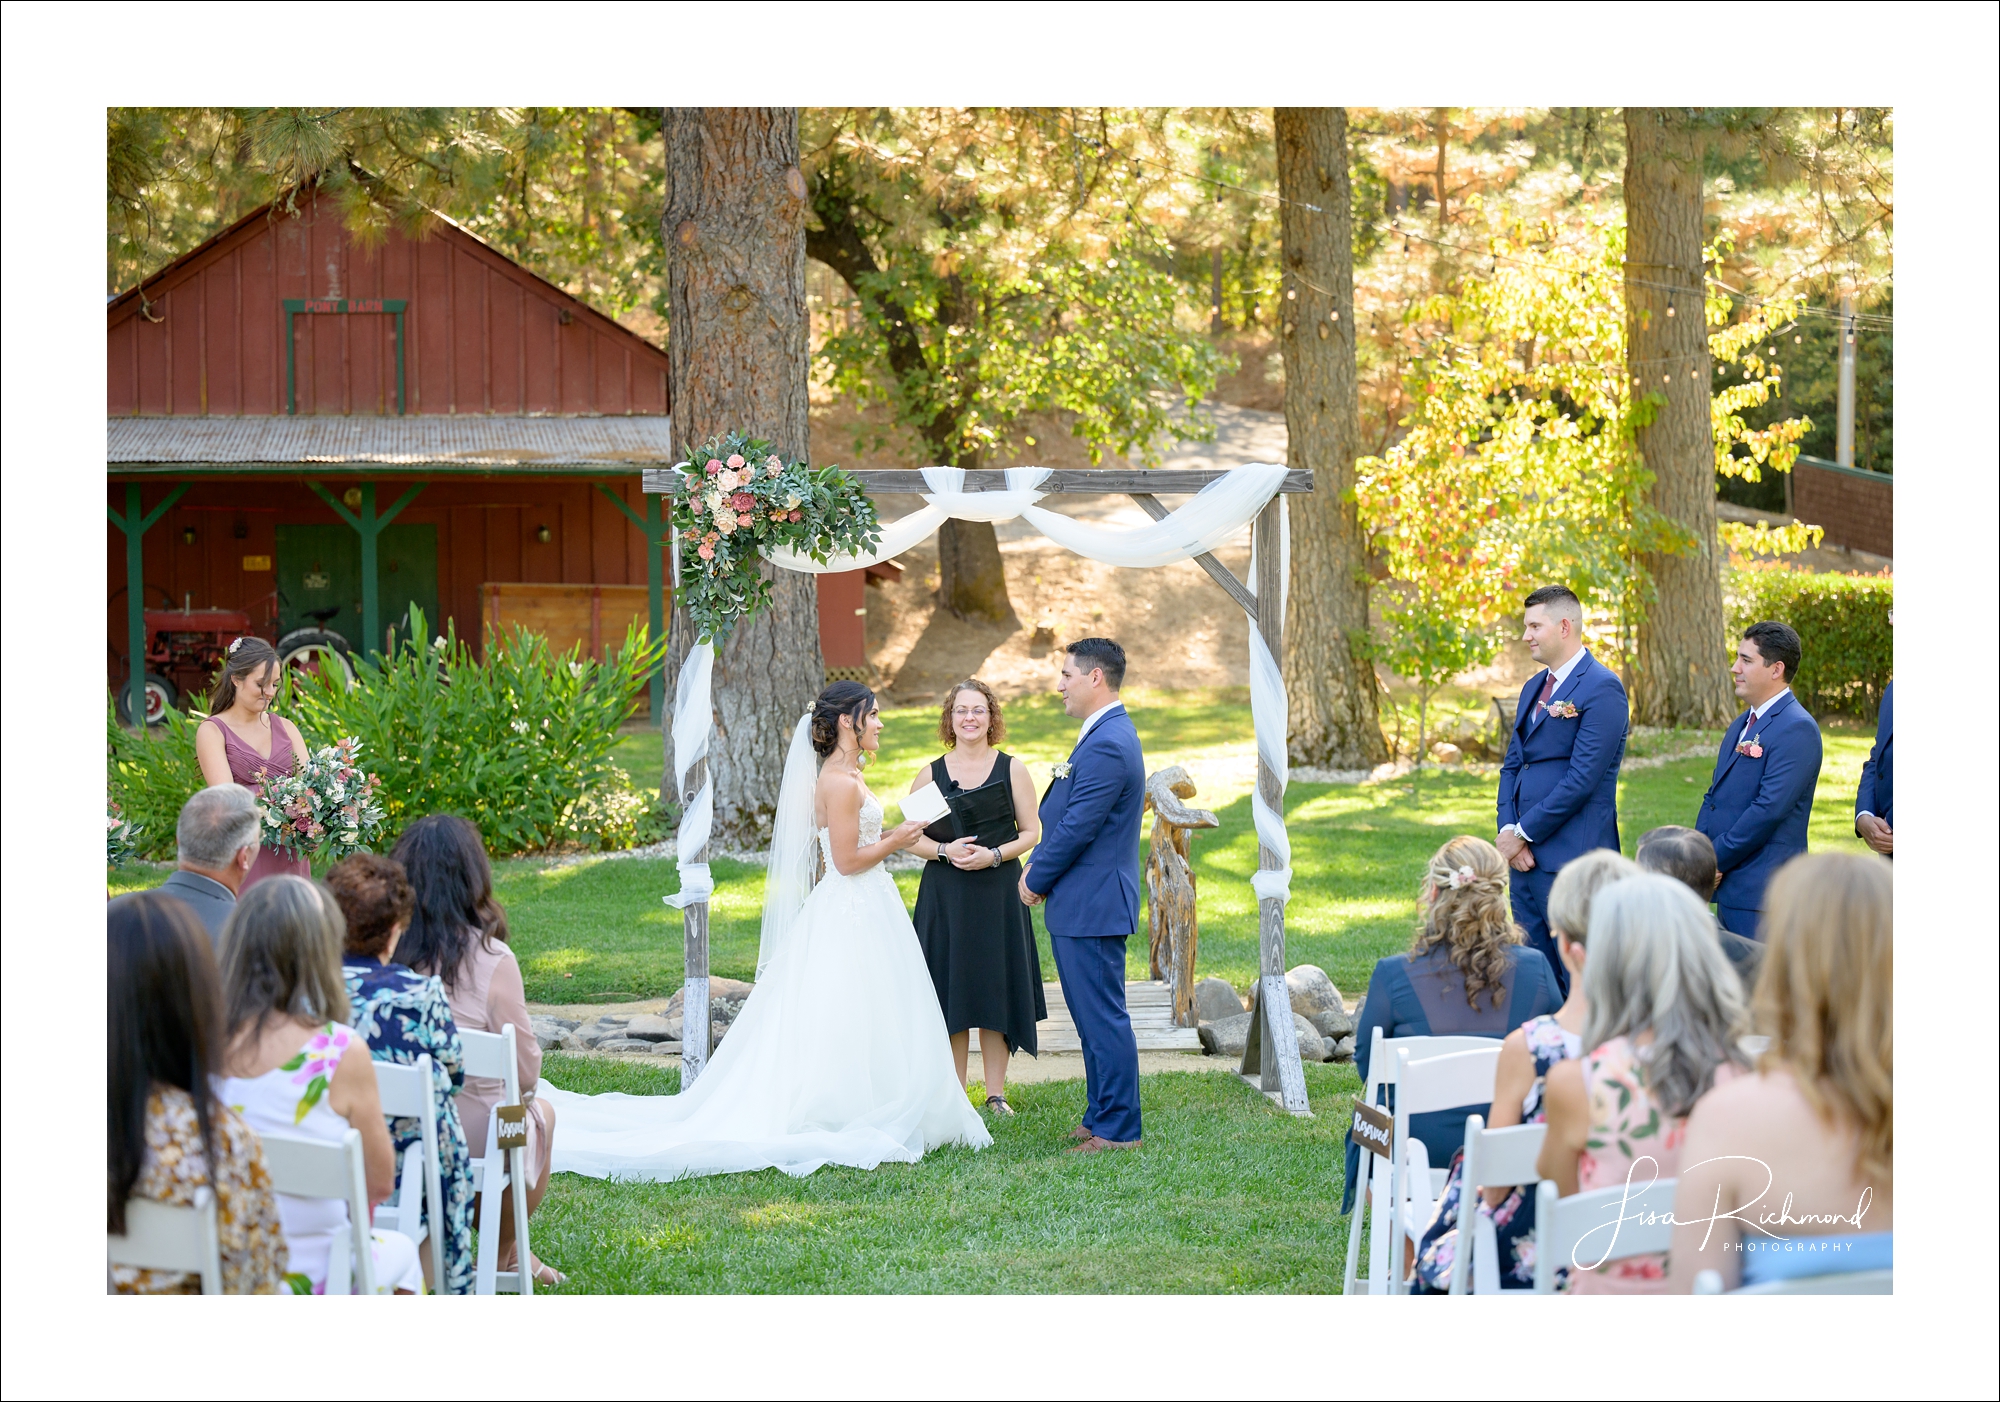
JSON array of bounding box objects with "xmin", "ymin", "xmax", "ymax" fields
[
  {"xmin": 705, "ymin": 459, "xmax": 723, "ymax": 475},
  {"xmin": 726, "ymin": 454, "xmax": 746, "ymax": 469},
  {"xmin": 737, "ymin": 512, "xmax": 754, "ymax": 526},
  {"xmin": 697, "ymin": 543, "xmax": 715, "ymax": 560},
  {"xmin": 730, "ymin": 492, "xmax": 756, "ymax": 510},
  {"xmin": 1747, "ymin": 743, "xmax": 1764, "ymax": 758},
  {"xmin": 788, "ymin": 508, "xmax": 802, "ymax": 522}
]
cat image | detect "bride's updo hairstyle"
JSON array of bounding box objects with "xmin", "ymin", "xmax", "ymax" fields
[{"xmin": 810, "ymin": 680, "xmax": 877, "ymax": 759}]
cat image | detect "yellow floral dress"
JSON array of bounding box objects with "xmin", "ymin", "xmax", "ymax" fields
[{"xmin": 112, "ymin": 1087, "xmax": 288, "ymax": 1294}]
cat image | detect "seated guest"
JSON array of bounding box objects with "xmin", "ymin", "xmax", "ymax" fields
[
  {"xmin": 1345, "ymin": 835, "xmax": 1565, "ymax": 1216},
  {"xmin": 392, "ymin": 815, "xmax": 562, "ymax": 1287},
  {"xmin": 1537, "ymin": 874, "xmax": 1749, "ymax": 1293},
  {"xmin": 327, "ymin": 852, "xmax": 476, "ymax": 1295},
  {"xmin": 217, "ymin": 876, "xmax": 424, "ymax": 1294},
  {"xmin": 110, "ymin": 891, "xmax": 288, "ymax": 1294},
  {"xmin": 154, "ymin": 784, "xmax": 261, "ymax": 946},
  {"xmin": 1669, "ymin": 854, "xmax": 1893, "ymax": 1291},
  {"xmin": 1635, "ymin": 825, "xmax": 1764, "ymax": 989},
  {"xmin": 1410, "ymin": 849, "xmax": 1637, "ymax": 1292}
]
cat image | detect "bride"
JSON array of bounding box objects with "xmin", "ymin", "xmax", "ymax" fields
[{"xmin": 539, "ymin": 681, "xmax": 993, "ymax": 1180}]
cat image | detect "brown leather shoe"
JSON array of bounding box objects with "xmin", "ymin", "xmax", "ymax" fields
[
  {"xmin": 1067, "ymin": 1135, "xmax": 1142, "ymax": 1153},
  {"xmin": 1068, "ymin": 1124, "xmax": 1095, "ymax": 1141}
]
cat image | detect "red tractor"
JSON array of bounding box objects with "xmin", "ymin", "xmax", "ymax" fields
[{"xmin": 113, "ymin": 589, "xmax": 357, "ymax": 726}]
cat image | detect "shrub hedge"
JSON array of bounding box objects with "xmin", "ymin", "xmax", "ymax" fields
[
  {"xmin": 1725, "ymin": 564, "xmax": 1893, "ymax": 718},
  {"xmin": 108, "ymin": 609, "xmax": 668, "ymax": 860}
]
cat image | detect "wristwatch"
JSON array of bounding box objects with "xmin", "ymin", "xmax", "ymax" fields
[{"xmin": 988, "ymin": 847, "xmax": 1002, "ymax": 869}]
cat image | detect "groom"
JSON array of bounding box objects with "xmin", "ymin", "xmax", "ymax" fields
[{"xmin": 1020, "ymin": 637, "xmax": 1145, "ymax": 1152}]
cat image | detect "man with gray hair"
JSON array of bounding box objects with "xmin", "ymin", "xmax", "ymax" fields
[{"xmin": 154, "ymin": 784, "xmax": 262, "ymax": 945}]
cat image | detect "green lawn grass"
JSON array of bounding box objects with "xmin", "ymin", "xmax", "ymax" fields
[
  {"xmin": 528, "ymin": 1051, "xmax": 1365, "ymax": 1293},
  {"xmin": 111, "ymin": 692, "xmax": 1875, "ymax": 1006}
]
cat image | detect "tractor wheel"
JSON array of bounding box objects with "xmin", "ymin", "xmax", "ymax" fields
[
  {"xmin": 278, "ymin": 630, "xmax": 356, "ymax": 690},
  {"xmin": 115, "ymin": 672, "xmax": 180, "ymax": 727}
]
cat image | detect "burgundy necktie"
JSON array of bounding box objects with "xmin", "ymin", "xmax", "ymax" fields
[{"xmin": 1534, "ymin": 670, "xmax": 1557, "ymax": 718}]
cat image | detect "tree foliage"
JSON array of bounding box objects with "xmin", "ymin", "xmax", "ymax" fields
[
  {"xmin": 1355, "ymin": 209, "xmax": 1814, "ymax": 696},
  {"xmin": 802, "ymin": 108, "xmax": 1228, "ymax": 470}
]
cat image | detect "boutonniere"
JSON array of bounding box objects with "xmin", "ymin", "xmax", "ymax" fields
[
  {"xmin": 1545, "ymin": 700, "xmax": 1579, "ymax": 719},
  {"xmin": 1735, "ymin": 731, "xmax": 1765, "ymax": 758},
  {"xmin": 1052, "ymin": 761, "xmax": 1073, "ymax": 780}
]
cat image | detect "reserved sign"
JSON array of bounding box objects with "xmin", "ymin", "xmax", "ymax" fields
[
  {"xmin": 1349, "ymin": 1099, "xmax": 1393, "ymax": 1159},
  {"xmin": 496, "ymin": 1103, "xmax": 529, "ymax": 1152}
]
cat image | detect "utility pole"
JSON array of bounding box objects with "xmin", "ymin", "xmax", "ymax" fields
[{"xmin": 1836, "ymin": 287, "xmax": 1858, "ymax": 468}]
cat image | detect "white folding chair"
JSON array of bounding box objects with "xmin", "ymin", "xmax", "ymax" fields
[
  {"xmin": 1340, "ymin": 1029, "xmax": 1500, "ymax": 1297},
  {"xmin": 1533, "ymin": 1174, "xmax": 1678, "ymax": 1293},
  {"xmin": 371, "ymin": 1055, "xmax": 447, "ymax": 1291},
  {"xmin": 259, "ymin": 1128, "xmax": 378, "ymax": 1294},
  {"xmin": 461, "ymin": 1025, "xmax": 535, "ymax": 1296},
  {"xmin": 109, "ymin": 1187, "xmax": 224, "ymax": 1294},
  {"xmin": 1694, "ymin": 1266, "xmax": 1893, "ymax": 1295},
  {"xmin": 1445, "ymin": 1115, "xmax": 1547, "ymax": 1294},
  {"xmin": 1387, "ymin": 1045, "xmax": 1502, "ymax": 1294}
]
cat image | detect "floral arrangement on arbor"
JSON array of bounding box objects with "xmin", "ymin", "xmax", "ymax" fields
[
  {"xmin": 664, "ymin": 431, "xmax": 881, "ymax": 644},
  {"xmin": 256, "ymin": 736, "xmax": 386, "ymax": 860}
]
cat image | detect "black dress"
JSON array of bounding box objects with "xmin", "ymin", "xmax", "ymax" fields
[{"xmin": 912, "ymin": 752, "xmax": 1047, "ymax": 1057}]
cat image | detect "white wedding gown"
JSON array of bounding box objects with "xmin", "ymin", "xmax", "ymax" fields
[{"xmin": 539, "ymin": 789, "xmax": 992, "ymax": 1181}]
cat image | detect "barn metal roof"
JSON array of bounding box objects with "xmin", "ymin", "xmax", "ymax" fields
[{"xmin": 107, "ymin": 415, "xmax": 676, "ymax": 475}]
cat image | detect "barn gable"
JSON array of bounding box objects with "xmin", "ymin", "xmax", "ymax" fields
[{"xmin": 107, "ymin": 195, "xmax": 670, "ymax": 418}]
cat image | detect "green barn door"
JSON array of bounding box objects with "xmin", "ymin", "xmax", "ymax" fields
[{"xmin": 276, "ymin": 523, "xmax": 438, "ymax": 657}]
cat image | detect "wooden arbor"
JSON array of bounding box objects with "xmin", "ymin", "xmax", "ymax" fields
[{"xmin": 644, "ymin": 465, "xmax": 1316, "ymax": 1115}]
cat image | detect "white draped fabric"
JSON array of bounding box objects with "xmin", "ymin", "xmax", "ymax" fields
[{"xmin": 665, "ymin": 462, "xmax": 1294, "ymax": 916}]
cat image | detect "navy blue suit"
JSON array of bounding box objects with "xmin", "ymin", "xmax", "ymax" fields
[
  {"xmin": 1026, "ymin": 702, "xmax": 1146, "ymax": 1143},
  {"xmin": 1855, "ymin": 682, "xmax": 1894, "ymax": 836},
  {"xmin": 1340, "ymin": 946, "xmax": 1563, "ymax": 1213},
  {"xmin": 1496, "ymin": 650, "xmax": 1628, "ymax": 992},
  {"xmin": 1696, "ymin": 690, "xmax": 1823, "ymax": 937}
]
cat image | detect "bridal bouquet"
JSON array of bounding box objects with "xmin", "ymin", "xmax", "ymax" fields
[
  {"xmin": 258, "ymin": 736, "xmax": 386, "ymax": 860},
  {"xmin": 665, "ymin": 431, "xmax": 881, "ymax": 644}
]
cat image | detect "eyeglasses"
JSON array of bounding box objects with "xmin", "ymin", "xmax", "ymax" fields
[{"xmin": 951, "ymin": 708, "xmax": 989, "ymax": 719}]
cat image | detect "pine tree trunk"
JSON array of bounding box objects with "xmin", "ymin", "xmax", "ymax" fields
[
  {"xmin": 1274, "ymin": 107, "xmax": 1389, "ymax": 769},
  {"xmin": 663, "ymin": 106, "xmax": 822, "ymax": 847},
  {"xmin": 1625, "ymin": 108, "xmax": 1734, "ymax": 728},
  {"xmin": 934, "ymin": 442, "xmax": 1009, "ymax": 624}
]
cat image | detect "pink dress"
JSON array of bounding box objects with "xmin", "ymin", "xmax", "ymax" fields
[
  {"xmin": 1568, "ymin": 1035, "xmax": 1741, "ymax": 1294},
  {"xmin": 429, "ymin": 937, "xmax": 554, "ymax": 1189},
  {"xmin": 205, "ymin": 715, "xmax": 311, "ymax": 889}
]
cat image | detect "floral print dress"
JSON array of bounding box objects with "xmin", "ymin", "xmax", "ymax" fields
[
  {"xmin": 1410, "ymin": 1015, "xmax": 1580, "ymax": 1293},
  {"xmin": 112, "ymin": 1087, "xmax": 289, "ymax": 1294},
  {"xmin": 219, "ymin": 1022, "xmax": 425, "ymax": 1294},
  {"xmin": 343, "ymin": 955, "xmax": 476, "ymax": 1294}
]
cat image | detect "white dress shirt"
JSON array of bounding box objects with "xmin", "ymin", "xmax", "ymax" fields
[
  {"xmin": 1505, "ymin": 646, "xmax": 1589, "ymax": 845},
  {"xmin": 1073, "ymin": 698, "xmax": 1125, "ymax": 749},
  {"xmin": 1746, "ymin": 686, "xmax": 1792, "ymax": 724}
]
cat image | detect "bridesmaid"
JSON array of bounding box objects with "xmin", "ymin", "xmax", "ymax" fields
[
  {"xmin": 908, "ymin": 678, "xmax": 1045, "ymax": 1115},
  {"xmin": 194, "ymin": 637, "xmax": 310, "ymax": 890}
]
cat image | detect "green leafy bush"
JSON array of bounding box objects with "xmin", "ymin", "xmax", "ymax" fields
[
  {"xmin": 283, "ymin": 609, "xmax": 668, "ymax": 854},
  {"xmin": 109, "ymin": 610, "xmax": 669, "ymax": 860},
  {"xmin": 1725, "ymin": 564, "xmax": 1892, "ymax": 719},
  {"xmin": 108, "ymin": 698, "xmax": 209, "ymax": 861}
]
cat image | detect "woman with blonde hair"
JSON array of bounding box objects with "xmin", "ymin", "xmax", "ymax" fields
[
  {"xmin": 1344, "ymin": 836, "xmax": 1565, "ymax": 1218},
  {"xmin": 1409, "ymin": 848, "xmax": 1638, "ymax": 1291},
  {"xmin": 217, "ymin": 875, "xmax": 423, "ymax": 1293},
  {"xmin": 908, "ymin": 677, "xmax": 1045, "ymax": 1114},
  {"xmin": 1537, "ymin": 873, "xmax": 1750, "ymax": 1293},
  {"xmin": 1668, "ymin": 854, "xmax": 1892, "ymax": 1291}
]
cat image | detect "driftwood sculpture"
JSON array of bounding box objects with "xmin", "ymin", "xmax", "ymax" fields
[{"xmin": 1144, "ymin": 765, "xmax": 1219, "ymax": 1028}]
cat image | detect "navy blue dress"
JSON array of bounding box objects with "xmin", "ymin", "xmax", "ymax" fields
[{"xmin": 1341, "ymin": 944, "xmax": 1564, "ymax": 1213}]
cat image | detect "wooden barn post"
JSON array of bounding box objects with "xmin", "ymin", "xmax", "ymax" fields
[{"xmin": 108, "ymin": 481, "xmax": 187, "ymax": 721}]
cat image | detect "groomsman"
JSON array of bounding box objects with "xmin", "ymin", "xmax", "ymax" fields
[
  {"xmin": 1697, "ymin": 621, "xmax": 1824, "ymax": 938},
  {"xmin": 1855, "ymin": 678, "xmax": 1894, "ymax": 859},
  {"xmin": 1496, "ymin": 585, "xmax": 1628, "ymax": 995}
]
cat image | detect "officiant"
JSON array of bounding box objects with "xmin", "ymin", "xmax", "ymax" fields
[{"xmin": 908, "ymin": 678, "xmax": 1047, "ymax": 1116}]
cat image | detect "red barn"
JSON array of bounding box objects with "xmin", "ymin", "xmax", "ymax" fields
[{"xmin": 107, "ymin": 195, "xmax": 866, "ymax": 723}]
